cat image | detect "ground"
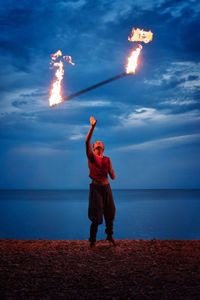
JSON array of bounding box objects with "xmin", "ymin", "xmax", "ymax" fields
[{"xmin": 0, "ymin": 239, "xmax": 200, "ymax": 299}]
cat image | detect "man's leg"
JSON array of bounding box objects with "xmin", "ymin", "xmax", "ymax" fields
[
  {"xmin": 103, "ymin": 185, "xmax": 116, "ymax": 245},
  {"xmin": 104, "ymin": 215, "xmax": 116, "ymax": 246},
  {"xmin": 88, "ymin": 184, "xmax": 103, "ymax": 246},
  {"xmin": 105, "ymin": 219, "xmax": 114, "ymax": 237},
  {"xmin": 89, "ymin": 221, "xmax": 98, "ymax": 244}
]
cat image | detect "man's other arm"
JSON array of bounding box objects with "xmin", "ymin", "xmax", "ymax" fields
[{"xmin": 108, "ymin": 158, "xmax": 116, "ymax": 180}]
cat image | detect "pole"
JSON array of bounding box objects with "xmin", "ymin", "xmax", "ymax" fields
[{"xmin": 64, "ymin": 72, "xmax": 130, "ymax": 101}]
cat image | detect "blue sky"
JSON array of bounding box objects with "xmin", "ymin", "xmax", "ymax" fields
[{"xmin": 0, "ymin": 0, "xmax": 200, "ymax": 189}]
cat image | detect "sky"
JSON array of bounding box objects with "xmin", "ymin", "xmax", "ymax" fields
[{"xmin": 0, "ymin": 0, "xmax": 200, "ymax": 189}]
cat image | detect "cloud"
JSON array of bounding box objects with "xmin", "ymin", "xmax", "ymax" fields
[
  {"xmin": 158, "ymin": 0, "xmax": 200, "ymax": 17},
  {"xmin": 117, "ymin": 133, "xmax": 200, "ymax": 152},
  {"xmin": 143, "ymin": 60, "xmax": 200, "ymax": 112},
  {"xmin": 100, "ymin": 0, "xmax": 135, "ymax": 24},
  {"xmin": 188, "ymin": 75, "xmax": 199, "ymax": 81},
  {"xmin": 12, "ymin": 145, "xmax": 68, "ymax": 156},
  {"xmin": 12, "ymin": 100, "xmax": 27, "ymax": 108},
  {"xmin": 160, "ymin": 99, "xmax": 198, "ymax": 106},
  {"xmin": 145, "ymin": 61, "xmax": 200, "ymax": 89},
  {"xmin": 59, "ymin": 0, "xmax": 87, "ymax": 10},
  {"xmin": 100, "ymin": 0, "xmax": 168, "ymax": 25},
  {"xmin": 118, "ymin": 107, "xmax": 164, "ymax": 126},
  {"xmin": 117, "ymin": 106, "xmax": 200, "ymax": 127},
  {"xmin": 65, "ymin": 99, "xmax": 112, "ymax": 109},
  {"xmin": 119, "ymin": 107, "xmax": 167, "ymax": 126},
  {"xmin": 144, "ymin": 79, "xmax": 162, "ymax": 86},
  {"xmin": 0, "ymin": 87, "xmax": 48, "ymax": 118},
  {"xmin": 69, "ymin": 133, "xmax": 84, "ymax": 140}
]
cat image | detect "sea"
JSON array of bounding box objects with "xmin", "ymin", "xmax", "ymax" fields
[{"xmin": 0, "ymin": 189, "xmax": 200, "ymax": 240}]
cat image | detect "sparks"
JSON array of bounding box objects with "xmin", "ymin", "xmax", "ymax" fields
[{"xmin": 126, "ymin": 44, "xmax": 143, "ymax": 74}]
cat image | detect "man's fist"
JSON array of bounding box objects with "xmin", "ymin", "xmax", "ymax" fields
[{"xmin": 90, "ymin": 116, "xmax": 97, "ymax": 127}]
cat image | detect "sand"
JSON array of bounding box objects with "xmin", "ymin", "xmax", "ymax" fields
[{"xmin": 0, "ymin": 239, "xmax": 200, "ymax": 299}]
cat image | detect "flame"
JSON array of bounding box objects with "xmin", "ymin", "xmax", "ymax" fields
[
  {"xmin": 126, "ymin": 44, "xmax": 143, "ymax": 74},
  {"xmin": 63, "ymin": 55, "xmax": 75, "ymax": 66},
  {"xmin": 128, "ymin": 28, "xmax": 153, "ymax": 44},
  {"xmin": 49, "ymin": 50, "xmax": 75, "ymax": 107},
  {"xmin": 51, "ymin": 50, "xmax": 62, "ymax": 61},
  {"xmin": 49, "ymin": 60, "xmax": 64, "ymax": 107}
]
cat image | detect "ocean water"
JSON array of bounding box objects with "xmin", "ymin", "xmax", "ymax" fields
[{"xmin": 0, "ymin": 189, "xmax": 200, "ymax": 240}]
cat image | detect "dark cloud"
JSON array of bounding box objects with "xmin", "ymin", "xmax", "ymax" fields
[
  {"xmin": 188, "ymin": 75, "xmax": 199, "ymax": 81},
  {"xmin": 0, "ymin": 0, "xmax": 200, "ymax": 188},
  {"xmin": 12, "ymin": 100, "xmax": 27, "ymax": 108}
]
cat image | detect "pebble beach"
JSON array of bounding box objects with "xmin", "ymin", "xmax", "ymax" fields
[{"xmin": 0, "ymin": 239, "xmax": 200, "ymax": 299}]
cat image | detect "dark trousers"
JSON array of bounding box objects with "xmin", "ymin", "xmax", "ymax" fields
[{"xmin": 88, "ymin": 183, "xmax": 116, "ymax": 242}]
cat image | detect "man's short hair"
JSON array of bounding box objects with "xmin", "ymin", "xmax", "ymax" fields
[{"xmin": 93, "ymin": 140, "xmax": 104, "ymax": 150}]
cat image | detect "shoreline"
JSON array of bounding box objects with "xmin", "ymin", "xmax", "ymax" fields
[{"xmin": 0, "ymin": 239, "xmax": 200, "ymax": 299}]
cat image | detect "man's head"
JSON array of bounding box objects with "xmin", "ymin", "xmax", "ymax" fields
[{"xmin": 93, "ymin": 140, "xmax": 104, "ymax": 156}]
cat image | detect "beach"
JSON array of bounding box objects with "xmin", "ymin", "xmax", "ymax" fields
[{"xmin": 0, "ymin": 239, "xmax": 200, "ymax": 299}]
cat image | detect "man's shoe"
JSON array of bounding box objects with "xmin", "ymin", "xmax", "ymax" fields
[
  {"xmin": 106, "ymin": 235, "xmax": 116, "ymax": 246},
  {"xmin": 89, "ymin": 241, "xmax": 96, "ymax": 248},
  {"xmin": 89, "ymin": 238, "xmax": 96, "ymax": 248}
]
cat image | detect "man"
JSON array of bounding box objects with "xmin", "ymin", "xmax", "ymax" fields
[{"xmin": 85, "ymin": 116, "xmax": 116, "ymax": 248}]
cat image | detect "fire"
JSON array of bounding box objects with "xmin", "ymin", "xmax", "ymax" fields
[
  {"xmin": 51, "ymin": 50, "xmax": 62, "ymax": 61},
  {"xmin": 63, "ymin": 55, "xmax": 75, "ymax": 66},
  {"xmin": 49, "ymin": 60, "xmax": 64, "ymax": 107},
  {"xmin": 126, "ymin": 44, "xmax": 143, "ymax": 74},
  {"xmin": 48, "ymin": 28, "xmax": 153, "ymax": 107},
  {"xmin": 128, "ymin": 28, "xmax": 153, "ymax": 44},
  {"xmin": 126, "ymin": 27, "xmax": 153, "ymax": 74},
  {"xmin": 49, "ymin": 50, "xmax": 75, "ymax": 107}
]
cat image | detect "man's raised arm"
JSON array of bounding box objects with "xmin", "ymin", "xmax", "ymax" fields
[{"xmin": 85, "ymin": 116, "xmax": 97, "ymax": 158}]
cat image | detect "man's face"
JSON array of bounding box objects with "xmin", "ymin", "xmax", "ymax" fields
[
  {"xmin": 93, "ymin": 141, "xmax": 104, "ymax": 156},
  {"xmin": 94, "ymin": 146, "xmax": 104, "ymax": 156}
]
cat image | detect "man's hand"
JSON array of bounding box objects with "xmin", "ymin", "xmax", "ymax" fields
[
  {"xmin": 86, "ymin": 116, "xmax": 96, "ymax": 148},
  {"xmin": 90, "ymin": 116, "xmax": 97, "ymax": 127}
]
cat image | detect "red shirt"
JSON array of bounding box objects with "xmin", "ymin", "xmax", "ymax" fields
[{"xmin": 87, "ymin": 152, "xmax": 111, "ymax": 181}]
